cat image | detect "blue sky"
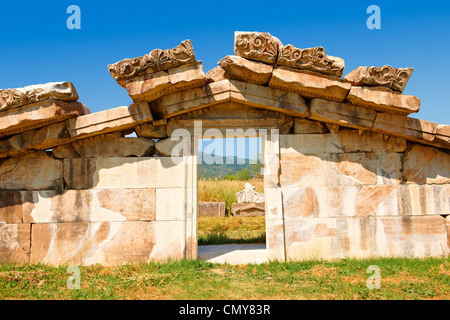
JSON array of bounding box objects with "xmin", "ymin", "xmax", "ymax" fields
[{"xmin": 1, "ymin": 0, "xmax": 449, "ymax": 131}]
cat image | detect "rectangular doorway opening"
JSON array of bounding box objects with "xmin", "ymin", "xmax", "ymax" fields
[{"xmin": 196, "ymin": 136, "xmax": 269, "ymax": 264}]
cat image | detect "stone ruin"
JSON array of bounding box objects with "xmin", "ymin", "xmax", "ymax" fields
[
  {"xmin": 232, "ymin": 183, "xmax": 266, "ymax": 217},
  {"xmin": 0, "ymin": 31, "xmax": 449, "ymax": 265}
]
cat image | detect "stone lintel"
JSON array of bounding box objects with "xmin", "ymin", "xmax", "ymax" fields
[
  {"xmin": 269, "ymin": 66, "xmax": 351, "ymax": 102},
  {"xmin": 125, "ymin": 61, "xmax": 207, "ymax": 103},
  {"xmin": 67, "ymin": 102, "xmax": 153, "ymax": 139},
  {"xmin": 0, "ymin": 100, "xmax": 90, "ymax": 137}
]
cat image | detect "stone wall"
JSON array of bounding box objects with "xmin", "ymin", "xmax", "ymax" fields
[
  {"xmin": 0, "ymin": 148, "xmax": 194, "ymax": 266},
  {"xmin": 276, "ymin": 124, "xmax": 449, "ymax": 260}
]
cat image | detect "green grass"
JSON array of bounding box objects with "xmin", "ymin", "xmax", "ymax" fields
[
  {"xmin": 198, "ymin": 216, "xmax": 266, "ymax": 245},
  {"xmin": 0, "ymin": 257, "xmax": 449, "ymax": 299}
]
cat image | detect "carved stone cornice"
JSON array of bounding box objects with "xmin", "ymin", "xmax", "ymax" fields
[
  {"xmin": 277, "ymin": 45, "xmax": 345, "ymax": 77},
  {"xmin": 345, "ymin": 66, "xmax": 413, "ymax": 92},
  {"xmin": 234, "ymin": 31, "xmax": 281, "ymax": 65},
  {"xmin": 108, "ymin": 40, "xmax": 196, "ymax": 87},
  {"xmin": 0, "ymin": 82, "xmax": 78, "ymax": 112}
]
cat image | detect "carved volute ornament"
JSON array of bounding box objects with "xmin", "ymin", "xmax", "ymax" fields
[
  {"xmin": 108, "ymin": 40, "xmax": 196, "ymax": 87},
  {"xmin": 277, "ymin": 45, "xmax": 345, "ymax": 77},
  {"xmin": 345, "ymin": 65, "xmax": 414, "ymax": 92},
  {"xmin": 234, "ymin": 31, "xmax": 281, "ymax": 65}
]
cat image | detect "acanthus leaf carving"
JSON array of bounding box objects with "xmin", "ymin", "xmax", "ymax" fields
[
  {"xmin": 367, "ymin": 66, "xmax": 412, "ymax": 92},
  {"xmin": 277, "ymin": 44, "xmax": 345, "ymax": 77},
  {"xmin": 345, "ymin": 65, "xmax": 414, "ymax": 92},
  {"xmin": 0, "ymin": 82, "xmax": 78, "ymax": 112},
  {"xmin": 108, "ymin": 40, "xmax": 196, "ymax": 86}
]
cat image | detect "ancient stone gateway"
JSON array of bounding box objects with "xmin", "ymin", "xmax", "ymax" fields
[{"xmin": 1, "ymin": 32, "xmax": 449, "ymax": 265}]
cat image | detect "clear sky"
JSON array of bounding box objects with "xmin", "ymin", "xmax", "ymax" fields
[{"xmin": 1, "ymin": 0, "xmax": 449, "ymax": 128}]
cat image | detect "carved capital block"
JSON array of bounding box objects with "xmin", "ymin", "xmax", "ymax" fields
[
  {"xmin": 345, "ymin": 66, "xmax": 414, "ymax": 92},
  {"xmin": 0, "ymin": 82, "xmax": 79, "ymax": 112},
  {"xmin": 234, "ymin": 31, "xmax": 282, "ymax": 65},
  {"xmin": 108, "ymin": 40, "xmax": 196, "ymax": 87},
  {"xmin": 277, "ymin": 45, "xmax": 345, "ymax": 77}
]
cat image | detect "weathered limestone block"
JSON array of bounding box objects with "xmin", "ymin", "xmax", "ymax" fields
[
  {"xmin": 435, "ymin": 125, "xmax": 450, "ymax": 146},
  {"xmin": 155, "ymin": 137, "xmax": 182, "ymax": 156},
  {"xmin": 345, "ymin": 66, "xmax": 414, "ymax": 92},
  {"xmin": 280, "ymin": 134, "xmax": 331, "ymax": 155},
  {"xmin": 206, "ymin": 66, "xmax": 228, "ymax": 83},
  {"xmin": 277, "ymin": 45, "xmax": 345, "ymax": 77},
  {"xmin": 328, "ymin": 129, "xmax": 407, "ymax": 153},
  {"xmin": 284, "ymin": 216, "xmax": 448, "ymax": 260},
  {"xmin": 346, "ymin": 86, "xmax": 421, "ymax": 115},
  {"xmin": 218, "ymin": 55, "xmax": 273, "ymax": 85},
  {"xmin": 30, "ymin": 221, "xmax": 184, "ymax": 265},
  {"xmin": 0, "ymin": 191, "xmax": 23, "ymax": 223},
  {"xmin": 282, "ymin": 184, "xmax": 449, "ymax": 219},
  {"xmin": 151, "ymin": 80, "xmax": 231, "ymax": 117},
  {"xmin": 67, "ymin": 103, "xmax": 153, "ymax": 138},
  {"xmin": 0, "ymin": 134, "xmax": 24, "ymax": 158},
  {"xmin": 0, "ymin": 223, "xmax": 31, "ymax": 263},
  {"xmin": 134, "ymin": 121, "xmax": 168, "ymax": 139},
  {"xmin": 281, "ymin": 129, "xmax": 406, "ymax": 155},
  {"xmin": 0, "ymin": 122, "xmax": 73, "ymax": 158},
  {"xmin": 231, "ymin": 202, "xmax": 265, "ymax": 217},
  {"xmin": 20, "ymin": 122, "xmax": 71, "ymax": 151},
  {"xmin": 63, "ymin": 157, "xmax": 185, "ymax": 189},
  {"xmin": 126, "ymin": 61, "xmax": 207, "ymax": 103},
  {"xmin": 230, "ymin": 80, "xmax": 308, "ymax": 118},
  {"xmin": 371, "ymin": 216, "xmax": 448, "ymax": 258},
  {"xmin": 21, "ymin": 189, "xmax": 157, "ymax": 223},
  {"xmin": 309, "ymin": 98, "xmax": 376, "ymax": 131},
  {"xmin": 265, "ymin": 218, "xmax": 285, "ymax": 261},
  {"xmin": 279, "ymin": 153, "xmax": 327, "ymax": 187},
  {"xmin": 236, "ymin": 182, "xmax": 265, "ymax": 203},
  {"xmin": 108, "ymin": 40, "xmax": 196, "ymax": 88},
  {"xmin": 327, "ymin": 152, "xmax": 403, "ymax": 186},
  {"xmin": 198, "ymin": 202, "xmax": 225, "ymax": 217},
  {"xmin": 0, "ymin": 82, "xmax": 78, "ymax": 112},
  {"xmin": 294, "ymin": 118, "xmax": 328, "ymax": 134},
  {"xmin": 156, "ymin": 188, "xmax": 188, "ymax": 221},
  {"xmin": 0, "ymin": 100, "xmax": 90, "ymax": 137},
  {"xmin": 152, "ymin": 79, "xmax": 308, "ymax": 119},
  {"xmin": 284, "ymin": 217, "xmax": 372, "ymax": 260},
  {"xmin": 67, "ymin": 135, "xmax": 155, "ymax": 158},
  {"xmin": 269, "ymin": 66, "xmax": 351, "ymax": 102},
  {"xmin": 279, "ymin": 151, "xmax": 402, "ymax": 187},
  {"xmin": 446, "ymin": 216, "xmax": 450, "ymax": 252},
  {"xmin": 404, "ymin": 143, "xmax": 450, "ymax": 184},
  {"xmin": 0, "ymin": 151, "xmax": 63, "ymax": 190},
  {"xmin": 373, "ymin": 113, "xmax": 437, "ymax": 143},
  {"xmin": 52, "ymin": 143, "xmax": 80, "ymax": 158},
  {"xmin": 234, "ymin": 31, "xmax": 282, "ymax": 65}
]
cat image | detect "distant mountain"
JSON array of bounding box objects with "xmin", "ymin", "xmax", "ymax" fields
[{"xmin": 197, "ymin": 152, "xmax": 260, "ymax": 179}]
